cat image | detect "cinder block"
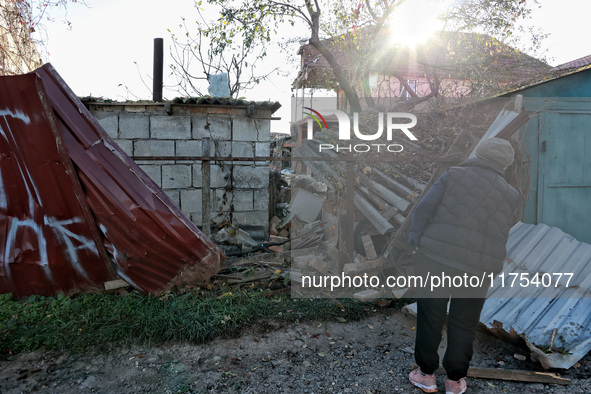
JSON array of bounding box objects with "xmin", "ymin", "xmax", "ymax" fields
[
  {"xmin": 151, "ymin": 116, "xmax": 191, "ymax": 139},
  {"xmin": 212, "ymin": 188, "xmax": 232, "ymax": 211},
  {"xmin": 94, "ymin": 113, "xmax": 119, "ymax": 138},
  {"xmin": 120, "ymin": 114, "xmax": 149, "ymax": 139},
  {"xmin": 162, "ymin": 165, "xmax": 192, "ymax": 189},
  {"xmin": 233, "ymin": 210, "xmax": 269, "ymax": 227},
  {"xmin": 255, "ymin": 142, "xmax": 270, "ymax": 157},
  {"xmin": 180, "ymin": 189, "xmax": 203, "ymax": 213},
  {"xmin": 138, "ymin": 164, "xmax": 162, "ymax": 187},
  {"xmin": 192, "ymin": 163, "xmax": 203, "ymax": 187},
  {"xmin": 192, "ymin": 116, "xmax": 231, "ymax": 140},
  {"xmin": 233, "ymin": 165, "xmax": 269, "ymax": 188},
  {"xmin": 164, "ymin": 189, "xmax": 180, "ymax": 207},
  {"xmin": 232, "ymin": 189, "xmax": 254, "ymax": 211},
  {"xmin": 190, "ymin": 213, "xmax": 203, "ymax": 227},
  {"xmin": 214, "ymin": 141, "xmax": 232, "ymax": 157},
  {"xmin": 113, "ymin": 139, "xmax": 133, "ymax": 156},
  {"xmin": 194, "ymin": 164, "xmax": 231, "ymax": 189},
  {"xmin": 233, "ymin": 118, "xmax": 271, "ymax": 142},
  {"xmin": 209, "ymin": 212, "xmax": 228, "ymax": 227},
  {"xmin": 176, "ymin": 140, "xmax": 203, "ymax": 157},
  {"xmin": 210, "ymin": 164, "xmax": 231, "ymax": 188},
  {"xmin": 232, "ymin": 118, "xmax": 257, "ymax": 141},
  {"xmin": 133, "ymin": 140, "xmax": 175, "ymax": 157},
  {"xmin": 232, "ymin": 142, "xmax": 254, "ymax": 158},
  {"xmin": 254, "ymin": 188, "xmax": 269, "ymax": 211}
]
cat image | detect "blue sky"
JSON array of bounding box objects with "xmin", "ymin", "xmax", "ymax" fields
[{"xmin": 39, "ymin": 0, "xmax": 591, "ymax": 133}]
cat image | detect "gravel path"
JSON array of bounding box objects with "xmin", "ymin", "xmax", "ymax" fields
[{"xmin": 1, "ymin": 308, "xmax": 590, "ymax": 393}]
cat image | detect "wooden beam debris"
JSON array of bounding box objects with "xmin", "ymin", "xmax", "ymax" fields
[
  {"xmin": 104, "ymin": 279, "xmax": 130, "ymax": 291},
  {"xmin": 361, "ymin": 235, "xmax": 378, "ymax": 260},
  {"xmin": 433, "ymin": 366, "xmax": 570, "ymax": 386}
]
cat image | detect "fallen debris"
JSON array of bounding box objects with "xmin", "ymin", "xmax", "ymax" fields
[
  {"xmin": 104, "ymin": 279, "xmax": 130, "ymax": 291},
  {"xmin": 353, "ymin": 289, "xmax": 381, "ymax": 302},
  {"xmin": 433, "ymin": 366, "xmax": 570, "ymax": 386}
]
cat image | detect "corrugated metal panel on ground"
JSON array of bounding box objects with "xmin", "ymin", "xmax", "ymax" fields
[
  {"xmin": 481, "ymin": 222, "xmax": 591, "ymax": 369},
  {"xmin": 0, "ymin": 64, "xmax": 224, "ymax": 297},
  {"xmin": 35, "ymin": 64, "xmax": 224, "ymax": 294},
  {"xmin": 0, "ymin": 73, "xmax": 117, "ymax": 297}
]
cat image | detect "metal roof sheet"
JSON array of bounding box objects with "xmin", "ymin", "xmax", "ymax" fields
[
  {"xmin": 0, "ymin": 73, "xmax": 117, "ymax": 297},
  {"xmin": 0, "ymin": 64, "xmax": 224, "ymax": 297},
  {"xmin": 35, "ymin": 64, "xmax": 224, "ymax": 294},
  {"xmin": 481, "ymin": 222, "xmax": 591, "ymax": 369}
]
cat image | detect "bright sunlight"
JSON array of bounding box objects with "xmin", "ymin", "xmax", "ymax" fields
[{"xmin": 389, "ymin": 0, "xmax": 450, "ymax": 47}]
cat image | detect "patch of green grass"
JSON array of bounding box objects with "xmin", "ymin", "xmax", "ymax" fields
[{"xmin": 0, "ymin": 291, "xmax": 397, "ymax": 356}]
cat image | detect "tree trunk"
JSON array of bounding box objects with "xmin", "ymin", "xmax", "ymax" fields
[
  {"xmin": 306, "ymin": 3, "xmax": 362, "ymax": 113},
  {"xmin": 308, "ymin": 39, "xmax": 362, "ymax": 113}
]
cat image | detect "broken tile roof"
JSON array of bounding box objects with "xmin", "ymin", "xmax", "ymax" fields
[
  {"xmin": 552, "ymin": 54, "xmax": 591, "ymax": 71},
  {"xmin": 171, "ymin": 96, "xmax": 282, "ymax": 113},
  {"xmin": 294, "ymin": 31, "xmax": 550, "ymax": 89},
  {"xmin": 80, "ymin": 96, "xmax": 282, "ymax": 114}
]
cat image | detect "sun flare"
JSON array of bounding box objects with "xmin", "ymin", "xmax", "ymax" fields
[{"xmin": 389, "ymin": 0, "xmax": 449, "ymax": 47}]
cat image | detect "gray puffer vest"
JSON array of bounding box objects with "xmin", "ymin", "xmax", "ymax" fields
[{"xmin": 420, "ymin": 158, "xmax": 520, "ymax": 275}]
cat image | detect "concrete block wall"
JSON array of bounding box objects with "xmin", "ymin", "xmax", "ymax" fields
[{"xmin": 89, "ymin": 102, "xmax": 274, "ymax": 233}]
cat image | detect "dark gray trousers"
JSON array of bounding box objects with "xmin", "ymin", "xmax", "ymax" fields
[{"xmin": 412, "ymin": 252, "xmax": 490, "ymax": 381}]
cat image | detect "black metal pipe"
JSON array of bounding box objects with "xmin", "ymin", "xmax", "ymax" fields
[{"xmin": 153, "ymin": 38, "xmax": 163, "ymax": 102}]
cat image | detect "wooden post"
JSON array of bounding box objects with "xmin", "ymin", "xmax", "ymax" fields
[
  {"xmin": 202, "ymin": 137, "xmax": 211, "ymax": 236},
  {"xmin": 515, "ymin": 94, "xmax": 523, "ymax": 113},
  {"xmin": 338, "ymin": 159, "xmax": 355, "ymax": 270}
]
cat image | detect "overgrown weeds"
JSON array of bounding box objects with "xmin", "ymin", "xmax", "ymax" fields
[{"xmin": 0, "ymin": 290, "xmax": 398, "ymax": 358}]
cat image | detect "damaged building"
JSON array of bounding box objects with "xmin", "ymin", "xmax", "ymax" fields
[{"xmin": 284, "ymin": 53, "xmax": 591, "ymax": 370}]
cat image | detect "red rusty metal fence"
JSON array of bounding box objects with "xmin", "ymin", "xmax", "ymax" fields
[{"xmin": 0, "ymin": 65, "xmax": 224, "ymax": 298}]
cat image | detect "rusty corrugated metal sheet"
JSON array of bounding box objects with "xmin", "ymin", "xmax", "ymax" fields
[
  {"xmin": 0, "ymin": 65, "xmax": 223, "ymax": 297},
  {"xmin": 0, "ymin": 73, "xmax": 117, "ymax": 297},
  {"xmin": 481, "ymin": 222, "xmax": 591, "ymax": 369},
  {"xmin": 34, "ymin": 64, "xmax": 224, "ymax": 294}
]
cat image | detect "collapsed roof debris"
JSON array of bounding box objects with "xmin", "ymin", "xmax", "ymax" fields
[
  {"xmin": 482, "ymin": 222, "xmax": 591, "ymax": 370},
  {"xmin": 287, "ymin": 101, "xmax": 529, "ymax": 297},
  {"xmin": 285, "ymin": 97, "xmax": 591, "ymax": 369},
  {"xmin": 0, "ymin": 64, "xmax": 224, "ymax": 298}
]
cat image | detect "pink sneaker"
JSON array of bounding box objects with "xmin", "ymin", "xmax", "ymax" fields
[
  {"xmin": 444, "ymin": 376, "xmax": 467, "ymax": 394},
  {"xmin": 409, "ymin": 367, "xmax": 438, "ymax": 392}
]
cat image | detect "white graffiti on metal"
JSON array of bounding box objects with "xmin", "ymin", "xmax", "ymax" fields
[{"xmin": 0, "ymin": 108, "xmax": 98, "ymax": 281}]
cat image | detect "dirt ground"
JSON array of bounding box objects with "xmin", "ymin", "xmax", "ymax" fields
[{"xmin": 1, "ymin": 307, "xmax": 590, "ymax": 393}]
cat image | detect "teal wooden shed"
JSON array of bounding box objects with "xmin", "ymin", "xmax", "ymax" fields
[{"xmin": 507, "ymin": 62, "xmax": 591, "ymax": 243}]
